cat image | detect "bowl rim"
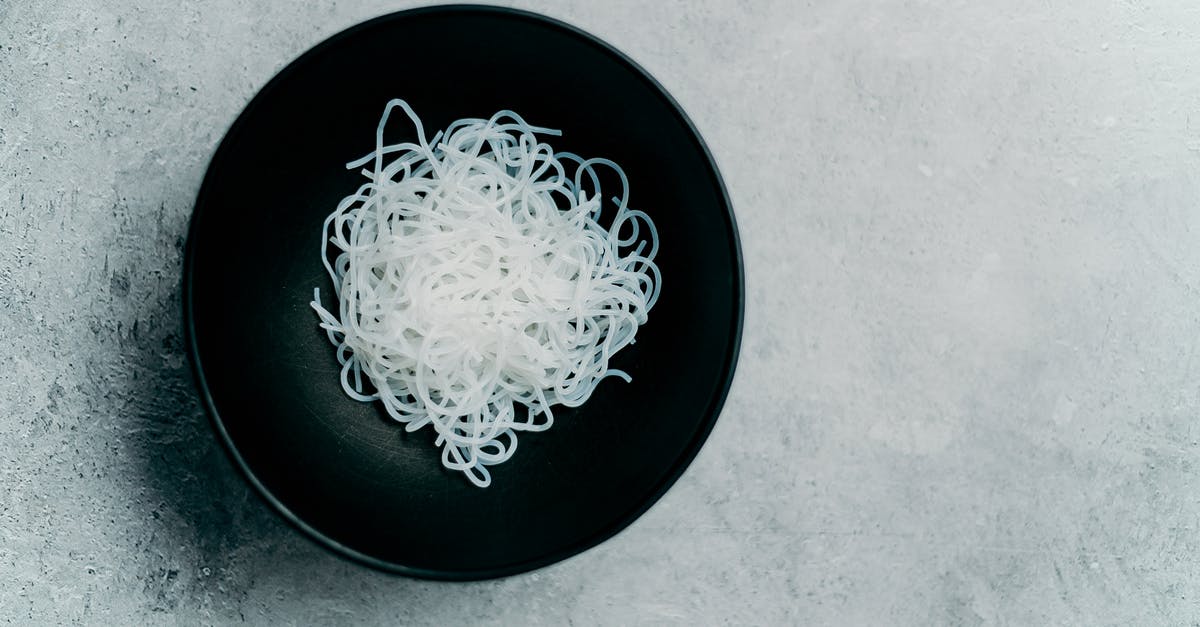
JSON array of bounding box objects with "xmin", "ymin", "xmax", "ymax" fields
[{"xmin": 183, "ymin": 3, "xmax": 744, "ymax": 581}]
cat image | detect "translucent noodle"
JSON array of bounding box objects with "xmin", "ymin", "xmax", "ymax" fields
[{"xmin": 311, "ymin": 99, "xmax": 660, "ymax": 487}]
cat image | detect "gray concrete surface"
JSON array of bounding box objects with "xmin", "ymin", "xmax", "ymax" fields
[{"xmin": 3, "ymin": 0, "xmax": 1200, "ymax": 624}]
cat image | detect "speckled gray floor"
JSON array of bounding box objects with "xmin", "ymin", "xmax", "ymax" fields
[{"xmin": 4, "ymin": 1, "xmax": 1200, "ymax": 624}]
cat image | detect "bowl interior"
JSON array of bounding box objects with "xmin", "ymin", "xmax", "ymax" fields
[{"xmin": 187, "ymin": 6, "xmax": 741, "ymax": 578}]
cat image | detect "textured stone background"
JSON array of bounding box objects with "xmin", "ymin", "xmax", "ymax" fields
[{"xmin": 4, "ymin": 0, "xmax": 1200, "ymax": 624}]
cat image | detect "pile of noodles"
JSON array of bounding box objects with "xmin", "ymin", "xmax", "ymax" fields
[{"xmin": 312, "ymin": 99, "xmax": 660, "ymax": 487}]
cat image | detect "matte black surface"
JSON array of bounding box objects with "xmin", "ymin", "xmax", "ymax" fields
[{"xmin": 184, "ymin": 5, "xmax": 743, "ymax": 580}]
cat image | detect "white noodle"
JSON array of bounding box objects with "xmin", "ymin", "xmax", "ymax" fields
[{"xmin": 311, "ymin": 99, "xmax": 660, "ymax": 487}]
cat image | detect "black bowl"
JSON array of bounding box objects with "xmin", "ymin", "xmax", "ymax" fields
[{"xmin": 185, "ymin": 5, "xmax": 742, "ymax": 580}]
